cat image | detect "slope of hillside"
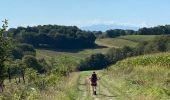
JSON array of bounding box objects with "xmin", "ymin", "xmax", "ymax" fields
[
  {"xmin": 37, "ymin": 35, "xmax": 157, "ymax": 62},
  {"xmin": 96, "ymin": 35, "xmax": 158, "ymax": 49},
  {"xmin": 118, "ymin": 35, "xmax": 158, "ymax": 42},
  {"xmin": 103, "ymin": 52, "xmax": 170, "ymax": 100},
  {"xmin": 96, "ymin": 38, "xmax": 138, "ymax": 48},
  {"xmin": 36, "ymin": 47, "xmax": 109, "ymax": 61}
]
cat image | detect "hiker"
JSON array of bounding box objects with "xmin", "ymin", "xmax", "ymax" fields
[{"xmin": 89, "ymin": 71, "xmax": 98, "ymax": 95}]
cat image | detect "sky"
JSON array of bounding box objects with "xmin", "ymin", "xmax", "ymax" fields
[{"xmin": 0, "ymin": 0, "xmax": 170, "ymax": 28}]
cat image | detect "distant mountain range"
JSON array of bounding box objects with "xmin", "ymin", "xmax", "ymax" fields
[{"xmin": 80, "ymin": 24, "xmax": 139, "ymax": 32}]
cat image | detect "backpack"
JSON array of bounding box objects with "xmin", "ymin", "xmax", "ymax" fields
[{"xmin": 91, "ymin": 73, "xmax": 97, "ymax": 82}]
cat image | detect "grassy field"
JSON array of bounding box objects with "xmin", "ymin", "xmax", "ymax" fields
[
  {"xmin": 104, "ymin": 52, "xmax": 170, "ymax": 100},
  {"xmin": 96, "ymin": 35, "xmax": 158, "ymax": 48},
  {"xmin": 36, "ymin": 47, "xmax": 109, "ymax": 62},
  {"xmin": 96, "ymin": 38, "xmax": 138, "ymax": 48},
  {"xmin": 118, "ymin": 35, "xmax": 158, "ymax": 42}
]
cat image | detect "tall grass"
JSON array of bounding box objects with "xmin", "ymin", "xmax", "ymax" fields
[
  {"xmin": 39, "ymin": 72, "xmax": 80, "ymax": 100},
  {"xmin": 106, "ymin": 52, "xmax": 170, "ymax": 99},
  {"xmin": 0, "ymin": 72, "xmax": 80, "ymax": 100}
]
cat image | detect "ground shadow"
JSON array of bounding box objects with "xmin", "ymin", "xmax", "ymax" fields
[{"xmin": 36, "ymin": 44, "xmax": 108, "ymax": 53}]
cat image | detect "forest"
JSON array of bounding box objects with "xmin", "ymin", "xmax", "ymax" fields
[{"xmin": 8, "ymin": 25, "xmax": 96, "ymax": 49}]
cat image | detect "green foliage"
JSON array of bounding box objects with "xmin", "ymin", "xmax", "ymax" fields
[
  {"xmin": 107, "ymin": 46, "xmax": 135, "ymax": 63},
  {"xmin": 100, "ymin": 25, "xmax": 170, "ymax": 38},
  {"xmin": 9, "ymin": 25, "xmax": 96, "ymax": 49},
  {"xmin": 104, "ymin": 29, "xmax": 136, "ymax": 38},
  {"xmin": 79, "ymin": 53, "xmax": 108, "ymax": 70},
  {"xmin": 138, "ymin": 25, "xmax": 170, "ymax": 35},
  {"xmin": 116, "ymin": 53, "xmax": 170, "ymax": 66},
  {"xmin": 12, "ymin": 43, "xmax": 36, "ymax": 59},
  {"xmin": 0, "ymin": 80, "xmax": 40, "ymax": 100},
  {"xmin": 80, "ymin": 35, "xmax": 170, "ymax": 71},
  {"xmin": 25, "ymin": 68, "xmax": 48, "ymax": 90},
  {"xmin": 0, "ymin": 21, "xmax": 80, "ymax": 99},
  {"xmin": 51, "ymin": 55, "xmax": 78, "ymax": 76},
  {"xmin": 23, "ymin": 55, "xmax": 46, "ymax": 73},
  {"xmin": 8, "ymin": 59, "xmax": 25, "ymax": 76},
  {"xmin": 154, "ymin": 35, "xmax": 170, "ymax": 51},
  {"xmin": 137, "ymin": 35, "xmax": 170, "ymax": 54},
  {"xmin": 0, "ymin": 19, "xmax": 12, "ymax": 85},
  {"xmin": 79, "ymin": 45, "xmax": 137, "ymax": 71}
]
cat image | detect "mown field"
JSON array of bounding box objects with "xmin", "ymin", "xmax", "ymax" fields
[
  {"xmin": 36, "ymin": 47, "xmax": 109, "ymax": 62},
  {"xmin": 96, "ymin": 38, "xmax": 138, "ymax": 48},
  {"xmin": 118, "ymin": 35, "xmax": 158, "ymax": 42},
  {"xmin": 96, "ymin": 35, "xmax": 157, "ymax": 48}
]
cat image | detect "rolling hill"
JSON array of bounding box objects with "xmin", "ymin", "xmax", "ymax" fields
[
  {"xmin": 118, "ymin": 35, "xmax": 159, "ymax": 42},
  {"xmin": 37, "ymin": 35, "xmax": 157, "ymax": 62},
  {"xmin": 36, "ymin": 35, "xmax": 170, "ymax": 99},
  {"xmin": 102, "ymin": 52, "xmax": 170, "ymax": 99}
]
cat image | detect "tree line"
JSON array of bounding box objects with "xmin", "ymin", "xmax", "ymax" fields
[
  {"xmin": 79, "ymin": 35, "xmax": 170, "ymax": 70},
  {"xmin": 8, "ymin": 25, "xmax": 96, "ymax": 49},
  {"xmin": 98, "ymin": 25, "xmax": 170, "ymax": 38},
  {"xmin": 7, "ymin": 24, "xmax": 170, "ymax": 50}
]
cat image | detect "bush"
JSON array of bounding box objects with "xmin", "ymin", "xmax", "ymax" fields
[
  {"xmin": 12, "ymin": 43, "xmax": 36, "ymax": 59},
  {"xmin": 22, "ymin": 55, "xmax": 46, "ymax": 73},
  {"xmin": 79, "ymin": 53, "xmax": 108, "ymax": 70}
]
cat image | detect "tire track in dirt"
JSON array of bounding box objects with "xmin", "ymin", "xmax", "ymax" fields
[{"xmin": 78, "ymin": 71, "xmax": 116, "ymax": 100}]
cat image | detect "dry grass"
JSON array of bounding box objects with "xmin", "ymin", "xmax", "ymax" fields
[{"xmin": 40, "ymin": 72, "xmax": 80, "ymax": 100}]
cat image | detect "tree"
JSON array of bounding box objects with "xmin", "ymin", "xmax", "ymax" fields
[
  {"xmin": 154, "ymin": 35, "xmax": 170, "ymax": 52},
  {"xmin": 144, "ymin": 42, "xmax": 158, "ymax": 54},
  {"xmin": 22, "ymin": 55, "xmax": 46, "ymax": 73},
  {"xmin": 12, "ymin": 43, "xmax": 36, "ymax": 59},
  {"xmin": 7, "ymin": 60, "xmax": 24, "ymax": 84},
  {"xmin": 0, "ymin": 19, "xmax": 11, "ymax": 92},
  {"xmin": 79, "ymin": 53, "xmax": 108, "ymax": 70}
]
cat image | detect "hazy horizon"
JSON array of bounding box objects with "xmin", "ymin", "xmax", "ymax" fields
[{"xmin": 0, "ymin": 0, "xmax": 170, "ymax": 28}]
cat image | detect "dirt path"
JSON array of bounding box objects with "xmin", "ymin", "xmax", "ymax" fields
[{"xmin": 77, "ymin": 71, "xmax": 117, "ymax": 100}]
